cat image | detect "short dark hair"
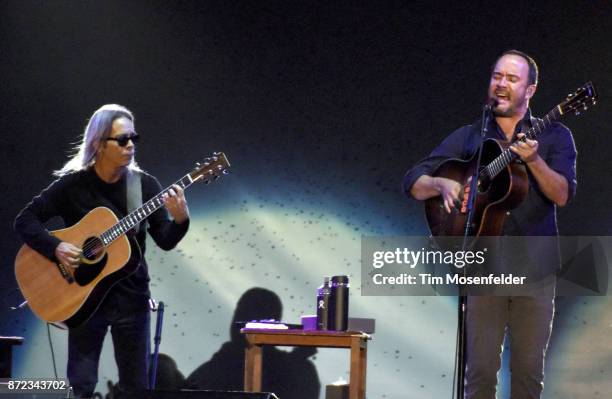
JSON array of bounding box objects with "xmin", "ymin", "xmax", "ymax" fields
[{"xmin": 493, "ymin": 49, "xmax": 539, "ymax": 86}]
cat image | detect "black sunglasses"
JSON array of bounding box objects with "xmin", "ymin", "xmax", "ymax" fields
[{"xmin": 106, "ymin": 133, "xmax": 140, "ymax": 147}]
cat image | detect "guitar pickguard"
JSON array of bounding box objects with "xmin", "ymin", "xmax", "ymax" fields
[{"xmin": 73, "ymin": 253, "xmax": 108, "ymax": 286}]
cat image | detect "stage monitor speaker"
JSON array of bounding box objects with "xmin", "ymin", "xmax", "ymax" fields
[{"xmin": 139, "ymin": 390, "xmax": 278, "ymax": 399}]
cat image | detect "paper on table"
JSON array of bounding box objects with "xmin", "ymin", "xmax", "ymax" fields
[{"xmin": 244, "ymin": 322, "xmax": 289, "ymax": 330}]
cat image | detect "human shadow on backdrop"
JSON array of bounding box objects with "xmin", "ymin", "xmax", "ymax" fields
[
  {"xmin": 103, "ymin": 288, "xmax": 319, "ymax": 398},
  {"xmin": 185, "ymin": 287, "xmax": 321, "ymax": 398}
]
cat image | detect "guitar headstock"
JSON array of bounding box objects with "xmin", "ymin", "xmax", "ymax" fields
[
  {"xmin": 189, "ymin": 152, "xmax": 231, "ymax": 184},
  {"xmin": 559, "ymin": 82, "xmax": 597, "ymax": 116}
]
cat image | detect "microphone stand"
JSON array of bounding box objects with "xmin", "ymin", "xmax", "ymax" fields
[
  {"xmin": 149, "ymin": 299, "xmax": 165, "ymax": 390},
  {"xmin": 455, "ymin": 103, "xmax": 493, "ymax": 399}
]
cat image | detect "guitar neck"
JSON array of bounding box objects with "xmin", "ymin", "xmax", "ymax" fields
[
  {"xmin": 100, "ymin": 173, "xmax": 195, "ymax": 246},
  {"xmin": 484, "ymin": 106, "xmax": 562, "ymax": 180}
]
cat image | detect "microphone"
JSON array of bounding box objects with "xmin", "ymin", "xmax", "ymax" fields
[
  {"xmin": 481, "ymin": 98, "xmax": 497, "ymax": 137},
  {"xmin": 484, "ymin": 98, "xmax": 499, "ymax": 111}
]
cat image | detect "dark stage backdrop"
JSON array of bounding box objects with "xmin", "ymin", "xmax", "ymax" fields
[{"xmin": 1, "ymin": 2, "xmax": 610, "ymax": 398}]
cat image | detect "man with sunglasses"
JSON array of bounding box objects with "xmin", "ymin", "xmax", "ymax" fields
[{"xmin": 14, "ymin": 104, "xmax": 190, "ymax": 398}]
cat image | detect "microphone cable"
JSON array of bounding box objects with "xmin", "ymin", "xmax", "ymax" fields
[{"xmin": 46, "ymin": 322, "xmax": 59, "ymax": 380}]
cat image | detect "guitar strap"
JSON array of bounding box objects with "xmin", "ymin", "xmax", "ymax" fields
[
  {"xmin": 514, "ymin": 116, "xmax": 537, "ymax": 141},
  {"xmin": 126, "ymin": 169, "xmax": 147, "ymax": 235}
]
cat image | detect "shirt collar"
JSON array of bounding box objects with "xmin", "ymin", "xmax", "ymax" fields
[{"xmin": 490, "ymin": 108, "xmax": 533, "ymax": 141}]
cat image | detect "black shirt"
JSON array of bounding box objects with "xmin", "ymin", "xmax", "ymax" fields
[{"xmin": 14, "ymin": 167, "xmax": 189, "ymax": 298}]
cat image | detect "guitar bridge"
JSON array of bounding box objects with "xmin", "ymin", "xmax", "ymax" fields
[{"xmin": 56, "ymin": 262, "xmax": 74, "ymax": 284}]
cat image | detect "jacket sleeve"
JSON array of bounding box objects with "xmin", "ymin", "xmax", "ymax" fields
[
  {"xmin": 544, "ymin": 122, "xmax": 577, "ymax": 204},
  {"xmin": 402, "ymin": 125, "xmax": 472, "ymax": 199},
  {"xmin": 144, "ymin": 174, "xmax": 190, "ymax": 251},
  {"xmin": 14, "ymin": 177, "xmax": 66, "ymax": 261}
]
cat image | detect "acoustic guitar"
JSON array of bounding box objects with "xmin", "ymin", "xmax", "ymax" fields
[
  {"xmin": 15, "ymin": 152, "xmax": 230, "ymax": 328},
  {"xmin": 425, "ymin": 83, "xmax": 597, "ymax": 243}
]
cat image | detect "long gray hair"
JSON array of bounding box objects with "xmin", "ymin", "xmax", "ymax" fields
[{"xmin": 55, "ymin": 104, "xmax": 141, "ymax": 176}]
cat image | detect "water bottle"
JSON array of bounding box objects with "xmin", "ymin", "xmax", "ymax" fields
[
  {"xmin": 329, "ymin": 275, "xmax": 349, "ymax": 331},
  {"xmin": 316, "ymin": 276, "xmax": 331, "ymax": 330}
]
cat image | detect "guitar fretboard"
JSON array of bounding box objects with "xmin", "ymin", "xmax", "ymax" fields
[
  {"xmin": 483, "ymin": 106, "xmax": 562, "ymax": 180},
  {"xmin": 100, "ymin": 174, "xmax": 194, "ymax": 246}
]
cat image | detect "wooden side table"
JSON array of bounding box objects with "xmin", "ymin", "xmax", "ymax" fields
[
  {"xmin": 0, "ymin": 336, "xmax": 24, "ymax": 378},
  {"xmin": 242, "ymin": 329, "xmax": 370, "ymax": 399}
]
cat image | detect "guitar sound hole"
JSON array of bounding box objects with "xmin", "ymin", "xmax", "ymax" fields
[
  {"xmin": 82, "ymin": 236, "xmax": 105, "ymax": 262},
  {"xmin": 74, "ymin": 236, "xmax": 107, "ymax": 286}
]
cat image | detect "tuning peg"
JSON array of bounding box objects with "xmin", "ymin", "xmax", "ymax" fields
[
  {"xmin": 213, "ymin": 175, "xmax": 220, "ymax": 181},
  {"xmin": 223, "ymin": 169, "xmax": 230, "ymax": 175},
  {"xmin": 195, "ymin": 162, "xmax": 201, "ymax": 166},
  {"xmin": 204, "ymin": 179, "xmax": 210, "ymax": 185}
]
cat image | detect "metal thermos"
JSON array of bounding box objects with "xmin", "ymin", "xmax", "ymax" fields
[
  {"xmin": 316, "ymin": 276, "xmax": 331, "ymax": 330},
  {"xmin": 329, "ymin": 275, "xmax": 349, "ymax": 331}
]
